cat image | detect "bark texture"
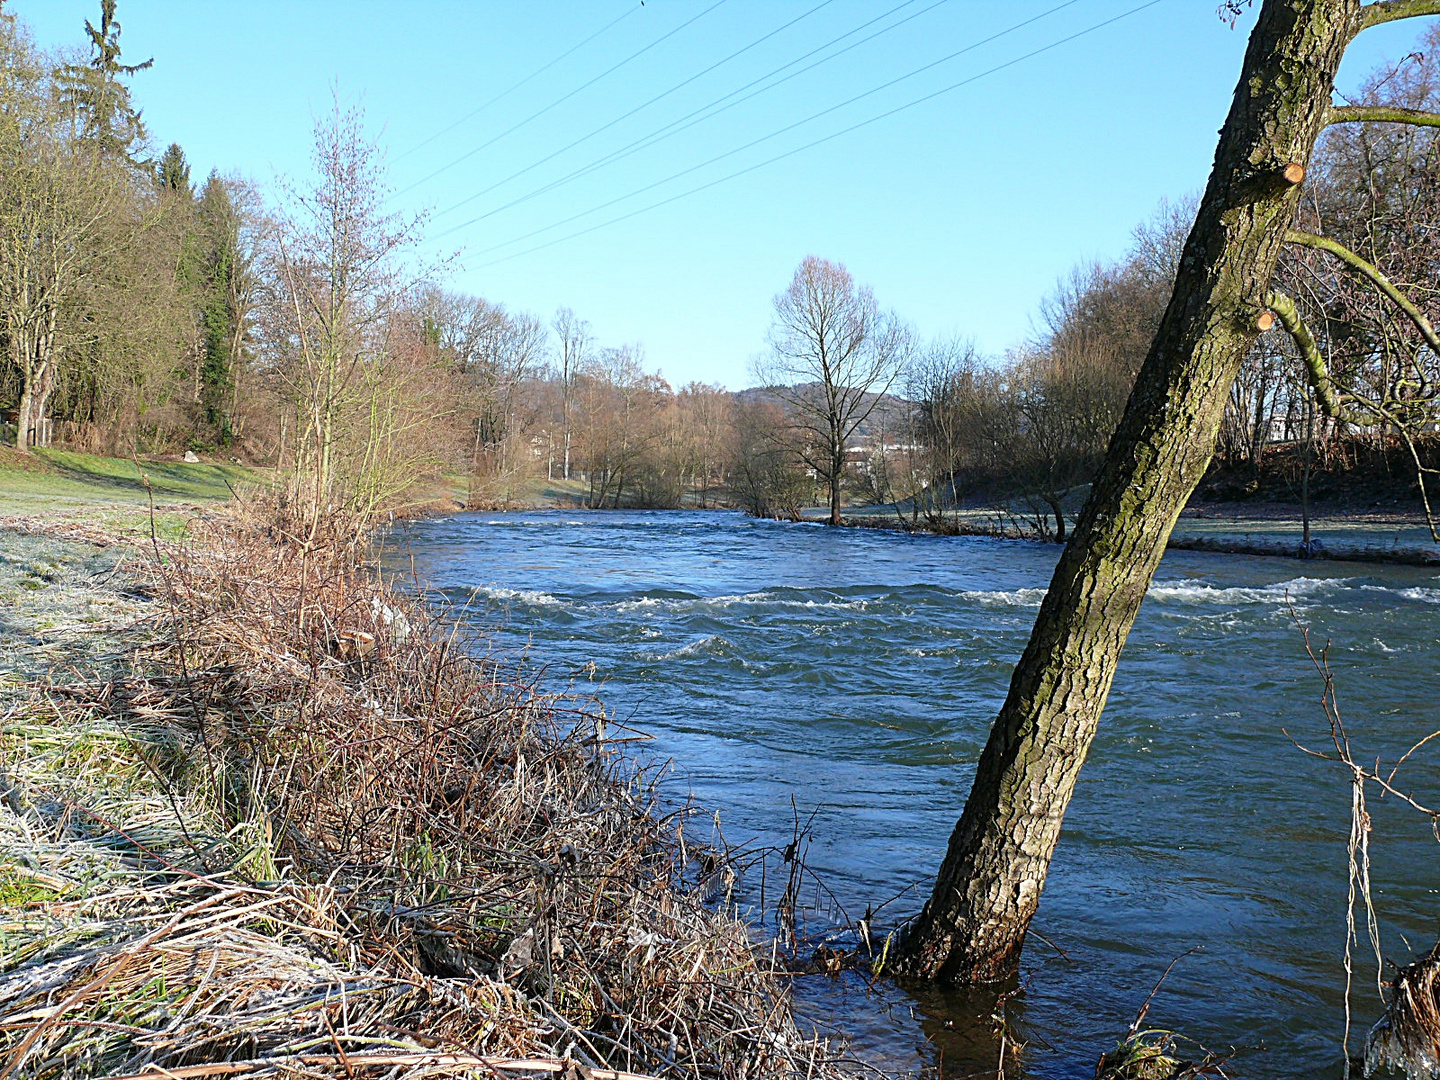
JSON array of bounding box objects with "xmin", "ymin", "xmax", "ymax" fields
[{"xmin": 892, "ymin": 0, "xmax": 1363, "ymax": 983}]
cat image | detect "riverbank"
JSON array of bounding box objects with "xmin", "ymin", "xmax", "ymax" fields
[
  {"xmin": 0, "ymin": 505, "xmax": 842, "ymax": 1080},
  {"xmin": 0, "ymin": 447, "xmax": 473, "ymax": 525},
  {"xmin": 0, "ymin": 446, "xmax": 256, "ymax": 514},
  {"xmin": 462, "ymin": 466, "xmax": 1440, "ymax": 567},
  {"xmin": 837, "ymin": 501, "xmax": 1440, "ymax": 565}
]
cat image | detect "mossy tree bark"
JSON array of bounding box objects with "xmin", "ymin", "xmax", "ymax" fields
[{"xmin": 893, "ymin": 0, "xmax": 1440, "ymax": 984}]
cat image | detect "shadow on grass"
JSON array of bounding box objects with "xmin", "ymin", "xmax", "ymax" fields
[{"xmin": 33, "ymin": 449, "xmax": 253, "ymax": 502}]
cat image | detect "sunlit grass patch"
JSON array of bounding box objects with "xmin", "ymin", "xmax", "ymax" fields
[{"xmin": 0, "ymin": 446, "xmax": 265, "ymax": 517}]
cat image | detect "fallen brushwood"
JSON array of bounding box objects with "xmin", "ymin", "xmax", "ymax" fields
[{"xmin": 97, "ymin": 1052, "xmax": 665, "ymax": 1080}]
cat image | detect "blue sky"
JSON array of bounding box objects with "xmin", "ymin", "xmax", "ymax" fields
[{"xmin": 15, "ymin": 1, "xmax": 1431, "ymax": 389}]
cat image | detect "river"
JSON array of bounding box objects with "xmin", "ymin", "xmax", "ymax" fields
[{"xmin": 390, "ymin": 509, "xmax": 1439, "ymax": 1079}]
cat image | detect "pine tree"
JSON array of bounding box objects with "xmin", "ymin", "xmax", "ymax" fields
[
  {"xmin": 156, "ymin": 142, "xmax": 190, "ymax": 196},
  {"xmin": 194, "ymin": 172, "xmax": 243, "ymax": 444},
  {"xmin": 57, "ymin": 0, "xmax": 153, "ymax": 163}
]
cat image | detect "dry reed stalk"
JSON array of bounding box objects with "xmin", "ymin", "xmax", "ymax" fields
[{"xmin": 1, "ymin": 500, "xmax": 852, "ymax": 1080}]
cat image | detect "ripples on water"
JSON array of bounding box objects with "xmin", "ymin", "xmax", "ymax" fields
[{"xmin": 388, "ymin": 510, "xmax": 1440, "ymax": 1079}]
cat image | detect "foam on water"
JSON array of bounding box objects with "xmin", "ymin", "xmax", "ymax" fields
[
  {"xmin": 1397, "ymin": 586, "xmax": 1440, "ymax": 603},
  {"xmin": 472, "ymin": 584, "xmax": 563, "ymax": 608},
  {"xmin": 957, "ymin": 586, "xmax": 1049, "ymax": 607},
  {"xmin": 642, "ymin": 635, "xmax": 735, "ymax": 662},
  {"xmin": 1145, "ymin": 575, "xmax": 1347, "ymax": 605}
]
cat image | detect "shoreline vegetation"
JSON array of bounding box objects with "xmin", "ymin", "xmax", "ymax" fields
[
  {"xmin": 4, "ymin": 442, "xmax": 1438, "ymax": 568},
  {"xmin": 0, "ymin": 498, "xmax": 857, "ymax": 1080}
]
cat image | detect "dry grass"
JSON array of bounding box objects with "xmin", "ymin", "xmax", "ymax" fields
[{"xmin": 0, "ymin": 502, "xmax": 849, "ymax": 1080}]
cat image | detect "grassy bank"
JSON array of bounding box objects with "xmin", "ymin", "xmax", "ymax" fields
[
  {"xmin": 0, "ymin": 449, "xmax": 478, "ymax": 533},
  {"xmin": 0, "ymin": 448, "xmax": 266, "ymax": 546},
  {"xmin": 0, "ymin": 447, "xmax": 258, "ymax": 512},
  {"xmin": 0, "ymin": 505, "xmax": 841, "ymax": 1080}
]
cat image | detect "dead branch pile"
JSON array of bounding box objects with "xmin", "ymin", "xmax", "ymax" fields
[{"xmin": 0, "ymin": 506, "xmax": 844, "ymax": 1080}]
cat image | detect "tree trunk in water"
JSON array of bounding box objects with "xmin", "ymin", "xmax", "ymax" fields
[
  {"xmin": 1044, "ymin": 496, "xmax": 1066, "ymax": 544},
  {"xmin": 892, "ymin": 0, "xmax": 1360, "ymax": 983},
  {"xmin": 1302, "ymin": 393, "xmax": 1315, "ymax": 552}
]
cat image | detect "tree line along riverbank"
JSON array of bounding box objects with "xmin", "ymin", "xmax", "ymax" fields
[{"xmin": 6, "ymin": 0, "xmax": 1440, "ymax": 557}]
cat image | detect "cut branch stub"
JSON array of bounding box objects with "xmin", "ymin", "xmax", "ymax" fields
[{"xmin": 1283, "ymin": 161, "xmax": 1306, "ymax": 184}]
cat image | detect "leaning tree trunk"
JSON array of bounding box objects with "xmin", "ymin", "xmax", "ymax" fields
[{"xmin": 892, "ymin": 0, "xmax": 1369, "ymax": 983}]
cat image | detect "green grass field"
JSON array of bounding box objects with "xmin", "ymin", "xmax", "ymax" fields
[
  {"xmin": 0, "ymin": 448, "xmax": 602, "ymax": 533},
  {"xmin": 0, "ymin": 447, "xmax": 263, "ymax": 519}
]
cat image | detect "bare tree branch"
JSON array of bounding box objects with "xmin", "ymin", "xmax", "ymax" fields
[
  {"xmin": 1326, "ymin": 102, "xmax": 1440, "ymax": 127},
  {"xmin": 1360, "ymin": 0, "xmax": 1440, "ymax": 30},
  {"xmin": 1264, "ymin": 288, "xmax": 1347, "ymax": 417},
  {"xmin": 1284, "ymin": 228, "xmax": 1440, "ymax": 356}
]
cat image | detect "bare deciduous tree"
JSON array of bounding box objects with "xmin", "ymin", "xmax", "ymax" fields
[
  {"xmin": 0, "ymin": 20, "xmax": 148, "ymax": 453},
  {"xmin": 263, "ymin": 98, "xmax": 425, "ymax": 526},
  {"xmin": 551, "ymin": 306, "xmax": 591, "ymax": 482},
  {"xmin": 753, "ymin": 256, "xmax": 910, "ymax": 525}
]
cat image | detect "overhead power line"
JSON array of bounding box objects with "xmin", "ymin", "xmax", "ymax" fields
[
  {"xmin": 432, "ymin": 0, "xmax": 943, "ymax": 226},
  {"xmin": 393, "ymin": 4, "xmax": 641, "ymax": 164},
  {"xmin": 426, "ymin": 0, "xmax": 841, "ymax": 223},
  {"xmin": 433, "ymin": 0, "xmax": 1083, "ymax": 249},
  {"xmin": 468, "ymin": 0, "xmax": 1166, "ymax": 269},
  {"xmin": 395, "ymin": 0, "xmax": 730, "ymax": 198}
]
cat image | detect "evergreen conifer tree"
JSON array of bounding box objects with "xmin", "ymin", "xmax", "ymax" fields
[
  {"xmin": 156, "ymin": 142, "xmax": 190, "ymax": 196},
  {"xmin": 57, "ymin": 0, "xmax": 152, "ymax": 163},
  {"xmin": 194, "ymin": 172, "xmax": 242, "ymax": 444}
]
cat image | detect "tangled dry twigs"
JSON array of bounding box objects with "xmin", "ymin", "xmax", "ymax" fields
[
  {"xmin": 1366, "ymin": 942, "xmax": 1440, "ymax": 1079},
  {"xmin": 0, "ymin": 504, "xmax": 847, "ymax": 1080}
]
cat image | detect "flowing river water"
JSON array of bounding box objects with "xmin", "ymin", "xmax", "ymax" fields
[{"xmin": 390, "ymin": 509, "xmax": 1439, "ymax": 1079}]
